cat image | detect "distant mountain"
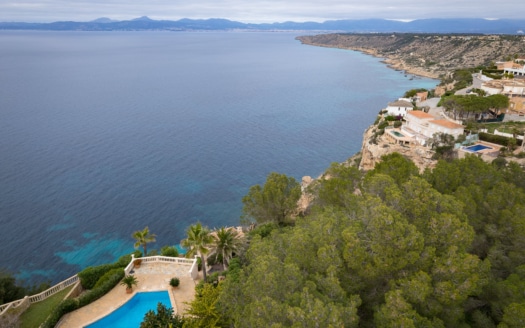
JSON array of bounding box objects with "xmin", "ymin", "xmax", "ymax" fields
[
  {"xmin": 0, "ymin": 17, "xmax": 524, "ymax": 34},
  {"xmin": 90, "ymin": 17, "xmax": 118, "ymax": 24}
]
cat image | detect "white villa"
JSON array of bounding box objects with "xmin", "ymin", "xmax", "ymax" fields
[
  {"xmin": 385, "ymin": 99, "xmax": 414, "ymax": 117},
  {"xmin": 403, "ymin": 110, "xmax": 464, "ymax": 145},
  {"xmin": 481, "ymin": 79, "xmax": 525, "ymax": 96},
  {"xmin": 502, "ymin": 63, "xmax": 525, "ymax": 77}
]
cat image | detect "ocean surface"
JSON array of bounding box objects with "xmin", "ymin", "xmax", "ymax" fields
[{"xmin": 0, "ymin": 31, "xmax": 437, "ymax": 284}]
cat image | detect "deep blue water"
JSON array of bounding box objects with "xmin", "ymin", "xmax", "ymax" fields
[
  {"xmin": 0, "ymin": 31, "xmax": 437, "ymax": 284},
  {"xmin": 85, "ymin": 291, "xmax": 171, "ymax": 328}
]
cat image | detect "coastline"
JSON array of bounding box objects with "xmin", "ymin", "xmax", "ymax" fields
[{"xmin": 297, "ymin": 40, "xmax": 440, "ymax": 79}]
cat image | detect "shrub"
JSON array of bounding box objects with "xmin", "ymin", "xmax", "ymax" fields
[
  {"xmin": 479, "ymin": 132, "xmax": 522, "ymax": 147},
  {"xmin": 78, "ymin": 272, "xmax": 123, "ymax": 307},
  {"xmin": 393, "ymin": 121, "xmax": 402, "ymax": 128},
  {"xmin": 78, "ymin": 264, "xmax": 118, "ymax": 290},
  {"xmin": 492, "ymin": 157, "xmax": 507, "ymax": 169},
  {"xmin": 385, "ymin": 115, "xmax": 396, "ymax": 122},
  {"xmin": 93, "ymin": 268, "xmax": 124, "ymax": 289},
  {"xmin": 42, "ymin": 256, "xmax": 129, "ymax": 327},
  {"xmin": 205, "ymin": 272, "xmax": 221, "ymax": 285},
  {"xmin": 249, "ymin": 222, "xmax": 278, "ymax": 238},
  {"xmin": 169, "ymin": 277, "xmax": 180, "ymax": 288},
  {"xmin": 160, "ymin": 246, "xmax": 179, "ymax": 257},
  {"xmin": 41, "ymin": 298, "xmax": 79, "ymax": 328},
  {"xmin": 140, "ymin": 302, "xmax": 185, "ymax": 328},
  {"xmin": 116, "ymin": 253, "xmax": 132, "ymax": 267},
  {"xmin": 78, "ymin": 253, "xmax": 133, "ymax": 290},
  {"xmin": 377, "ymin": 121, "xmax": 389, "ymax": 130}
]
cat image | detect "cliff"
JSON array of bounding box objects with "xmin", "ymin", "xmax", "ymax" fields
[
  {"xmin": 296, "ymin": 34, "xmax": 525, "ymax": 79},
  {"xmin": 358, "ymin": 125, "xmax": 437, "ymax": 172}
]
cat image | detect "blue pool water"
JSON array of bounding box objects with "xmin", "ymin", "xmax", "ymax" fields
[
  {"xmin": 390, "ymin": 130, "xmax": 405, "ymax": 138},
  {"xmin": 85, "ymin": 291, "xmax": 171, "ymax": 328},
  {"xmin": 465, "ymin": 144, "xmax": 491, "ymax": 152}
]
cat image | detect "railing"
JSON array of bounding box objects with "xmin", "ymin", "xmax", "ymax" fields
[
  {"xmin": 0, "ymin": 274, "xmax": 79, "ymax": 316},
  {"xmin": 139, "ymin": 256, "xmax": 195, "ymax": 265},
  {"xmin": 126, "ymin": 255, "xmax": 197, "ymax": 275},
  {"xmin": 1, "ymin": 255, "xmax": 198, "ymax": 317}
]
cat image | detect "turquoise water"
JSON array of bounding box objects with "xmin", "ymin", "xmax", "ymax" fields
[
  {"xmin": 175, "ymin": 244, "xmax": 187, "ymax": 256},
  {"xmin": 85, "ymin": 291, "xmax": 171, "ymax": 328},
  {"xmin": 0, "ymin": 31, "xmax": 437, "ymax": 283}
]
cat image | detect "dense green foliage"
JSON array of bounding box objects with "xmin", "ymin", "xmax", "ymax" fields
[
  {"xmin": 241, "ymin": 172, "xmax": 301, "ymax": 225},
  {"xmin": 0, "ymin": 271, "xmax": 50, "ymax": 305},
  {"xmin": 0, "ymin": 271, "xmax": 27, "ymax": 304},
  {"xmin": 200, "ymin": 153, "xmax": 525, "ymax": 327},
  {"xmin": 479, "ymin": 132, "xmax": 521, "ymax": 148},
  {"xmin": 140, "ymin": 302, "xmax": 185, "ymax": 328},
  {"xmin": 93, "ymin": 268, "xmax": 124, "ymax": 289},
  {"xmin": 440, "ymin": 94, "xmax": 509, "ymax": 121},
  {"xmin": 41, "ymin": 257, "xmax": 127, "ymax": 328},
  {"xmin": 160, "ymin": 245, "xmax": 179, "ymax": 257},
  {"xmin": 209, "ymin": 227, "xmax": 245, "ymax": 271},
  {"xmin": 403, "ymin": 88, "xmax": 427, "ymax": 98},
  {"xmin": 78, "ymin": 262, "xmax": 124, "ymax": 290}
]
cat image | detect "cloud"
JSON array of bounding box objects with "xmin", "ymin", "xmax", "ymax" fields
[{"xmin": 0, "ymin": 0, "xmax": 522, "ymax": 23}]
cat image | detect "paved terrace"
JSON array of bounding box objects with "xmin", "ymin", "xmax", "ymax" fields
[{"xmin": 58, "ymin": 262, "xmax": 200, "ymax": 328}]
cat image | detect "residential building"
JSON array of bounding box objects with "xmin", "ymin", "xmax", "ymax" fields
[
  {"xmin": 403, "ymin": 110, "xmax": 464, "ymax": 145},
  {"xmin": 385, "ymin": 99, "xmax": 414, "ymax": 117}
]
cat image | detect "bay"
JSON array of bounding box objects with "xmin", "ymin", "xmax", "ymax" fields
[{"xmin": 0, "ymin": 31, "xmax": 437, "ymax": 283}]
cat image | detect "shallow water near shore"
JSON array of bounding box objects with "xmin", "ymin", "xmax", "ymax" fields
[{"xmin": 0, "ymin": 31, "xmax": 437, "ymax": 283}]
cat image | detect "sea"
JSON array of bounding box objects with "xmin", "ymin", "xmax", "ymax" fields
[{"xmin": 0, "ymin": 31, "xmax": 437, "ymax": 284}]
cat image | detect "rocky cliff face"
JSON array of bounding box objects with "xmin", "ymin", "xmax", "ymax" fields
[
  {"xmin": 358, "ymin": 125, "xmax": 437, "ymax": 172},
  {"xmin": 298, "ymin": 124, "xmax": 438, "ymax": 213},
  {"xmin": 297, "ymin": 34, "xmax": 525, "ymax": 79}
]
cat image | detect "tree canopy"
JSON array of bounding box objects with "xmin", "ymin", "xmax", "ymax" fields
[
  {"xmin": 441, "ymin": 94, "xmax": 509, "ymax": 120},
  {"xmin": 197, "ymin": 153, "xmax": 525, "ymax": 327},
  {"xmin": 241, "ymin": 172, "xmax": 301, "ymax": 225}
]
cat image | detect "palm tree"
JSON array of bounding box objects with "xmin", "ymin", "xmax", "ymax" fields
[
  {"xmin": 211, "ymin": 227, "xmax": 244, "ymax": 271},
  {"xmin": 120, "ymin": 275, "xmax": 138, "ymax": 293},
  {"xmin": 181, "ymin": 222, "xmax": 213, "ymax": 280},
  {"xmin": 132, "ymin": 226, "xmax": 156, "ymax": 257}
]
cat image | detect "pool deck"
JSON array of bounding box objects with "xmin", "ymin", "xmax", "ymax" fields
[{"xmin": 58, "ymin": 262, "xmax": 200, "ymax": 328}]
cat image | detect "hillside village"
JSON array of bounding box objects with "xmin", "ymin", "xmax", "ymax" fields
[{"xmin": 354, "ymin": 57, "xmax": 525, "ymax": 173}]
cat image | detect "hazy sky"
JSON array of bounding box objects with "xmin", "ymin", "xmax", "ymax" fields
[{"xmin": 0, "ymin": 0, "xmax": 523, "ymax": 23}]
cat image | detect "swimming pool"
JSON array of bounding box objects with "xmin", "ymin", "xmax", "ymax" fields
[
  {"xmin": 85, "ymin": 291, "xmax": 171, "ymax": 328},
  {"xmin": 465, "ymin": 144, "xmax": 491, "ymax": 152},
  {"xmin": 390, "ymin": 130, "xmax": 405, "ymax": 138}
]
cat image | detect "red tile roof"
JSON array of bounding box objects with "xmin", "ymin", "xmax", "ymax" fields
[
  {"xmin": 430, "ymin": 119, "xmax": 464, "ymax": 129},
  {"xmin": 407, "ymin": 110, "xmax": 434, "ymax": 119}
]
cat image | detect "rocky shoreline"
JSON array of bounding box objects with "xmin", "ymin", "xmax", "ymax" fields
[
  {"xmin": 301, "ymin": 42, "xmax": 440, "ymax": 79},
  {"xmin": 297, "ymin": 33, "xmax": 525, "ymax": 80}
]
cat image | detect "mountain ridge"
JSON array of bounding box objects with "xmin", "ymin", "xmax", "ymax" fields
[{"xmin": 0, "ymin": 17, "xmax": 524, "ymax": 33}]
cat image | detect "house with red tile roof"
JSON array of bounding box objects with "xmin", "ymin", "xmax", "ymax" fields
[{"xmin": 403, "ymin": 110, "xmax": 464, "ymax": 146}]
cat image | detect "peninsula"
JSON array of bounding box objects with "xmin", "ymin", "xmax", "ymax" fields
[{"xmin": 297, "ymin": 33, "xmax": 525, "ymax": 79}]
